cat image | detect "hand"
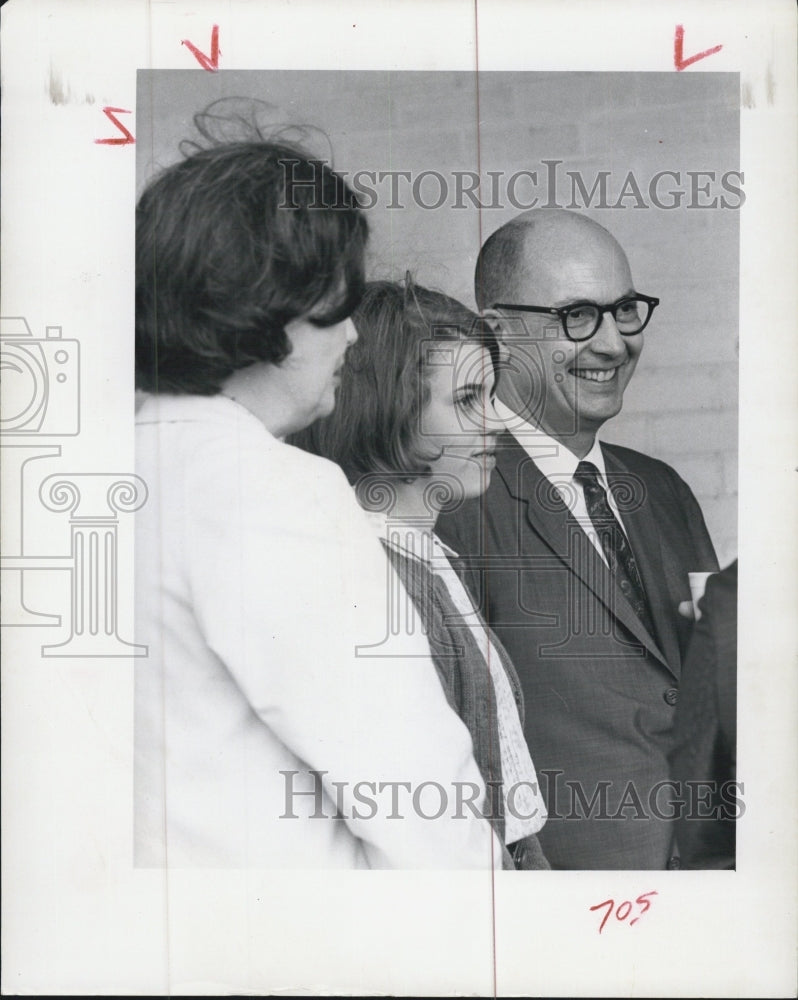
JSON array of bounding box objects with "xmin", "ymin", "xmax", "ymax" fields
[{"xmin": 678, "ymin": 600, "xmax": 696, "ymax": 621}]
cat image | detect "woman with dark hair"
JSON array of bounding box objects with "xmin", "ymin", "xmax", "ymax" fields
[
  {"xmin": 293, "ymin": 279, "xmax": 550, "ymax": 869},
  {"xmin": 135, "ymin": 133, "xmax": 502, "ymax": 869}
]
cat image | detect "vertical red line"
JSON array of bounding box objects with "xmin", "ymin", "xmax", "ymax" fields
[{"xmin": 473, "ymin": 4, "xmax": 499, "ymax": 998}]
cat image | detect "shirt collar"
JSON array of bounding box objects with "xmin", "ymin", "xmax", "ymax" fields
[
  {"xmin": 364, "ymin": 509, "xmax": 459, "ymax": 561},
  {"xmin": 494, "ymin": 400, "xmax": 608, "ymax": 485}
]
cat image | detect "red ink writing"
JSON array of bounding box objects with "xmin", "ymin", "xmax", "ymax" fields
[
  {"xmin": 182, "ymin": 25, "xmax": 221, "ymax": 72},
  {"xmin": 589, "ymin": 890, "xmax": 657, "ymax": 934},
  {"xmin": 674, "ymin": 25, "xmax": 722, "ymax": 71},
  {"xmin": 94, "ymin": 107, "xmax": 135, "ymax": 146}
]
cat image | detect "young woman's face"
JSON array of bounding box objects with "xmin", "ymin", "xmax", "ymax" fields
[{"xmin": 417, "ymin": 340, "xmax": 500, "ymax": 501}]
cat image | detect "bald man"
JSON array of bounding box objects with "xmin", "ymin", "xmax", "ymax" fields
[{"xmin": 437, "ymin": 210, "xmax": 719, "ymax": 869}]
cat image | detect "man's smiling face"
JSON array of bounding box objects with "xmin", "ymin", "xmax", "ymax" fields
[{"xmin": 497, "ymin": 217, "xmax": 644, "ymax": 455}]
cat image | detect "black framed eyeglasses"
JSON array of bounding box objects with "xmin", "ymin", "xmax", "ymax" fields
[{"xmin": 491, "ymin": 294, "xmax": 660, "ymax": 342}]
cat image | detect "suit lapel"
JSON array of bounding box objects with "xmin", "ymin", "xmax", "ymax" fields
[
  {"xmin": 495, "ymin": 432, "xmax": 671, "ymax": 672},
  {"xmin": 495, "ymin": 431, "xmax": 572, "ymax": 559}
]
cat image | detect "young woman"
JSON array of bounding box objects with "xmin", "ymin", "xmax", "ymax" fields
[
  {"xmin": 134, "ymin": 124, "xmax": 503, "ymax": 869},
  {"xmin": 293, "ymin": 279, "xmax": 550, "ymax": 869}
]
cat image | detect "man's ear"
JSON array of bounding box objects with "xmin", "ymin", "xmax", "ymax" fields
[
  {"xmin": 480, "ymin": 309, "xmax": 511, "ymax": 364},
  {"xmin": 479, "ymin": 308, "xmax": 505, "ymax": 336}
]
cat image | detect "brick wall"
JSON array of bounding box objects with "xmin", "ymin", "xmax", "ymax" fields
[{"xmin": 139, "ymin": 70, "xmax": 739, "ymax": 566}]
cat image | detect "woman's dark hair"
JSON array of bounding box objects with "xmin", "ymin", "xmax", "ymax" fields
[
  {"xmin": 291, "ymin": 278, "xmax": 500, "ymax": 483},
  {"xmin": 136, "ymin": 130, "xmax": 367, "ymax": 394}
]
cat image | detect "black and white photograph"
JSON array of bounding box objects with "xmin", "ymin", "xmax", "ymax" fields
[
  {"xmin": 134, "ymin": 69, "xmax": 739, "ymax": 875},
  {"xmin": 2, "ymin": 1, "xmax": 796, "ymax": 995}
]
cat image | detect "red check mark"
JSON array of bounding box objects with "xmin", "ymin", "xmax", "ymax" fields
[
  {"xmin": 182, "ymin": 25, "xmax": 220, "ymax": 72},
  {"xmin": 674, "ymin": 24, "xmax": 722, "ymax": 71}
]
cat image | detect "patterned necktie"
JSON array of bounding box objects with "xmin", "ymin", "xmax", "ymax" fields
[{"xmin": 573, "ymin": 460, "xmax": 657, "ymax": 641}]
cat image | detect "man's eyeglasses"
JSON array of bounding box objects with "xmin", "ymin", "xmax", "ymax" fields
[{"xmin": 490, "ymin": 294, "xmax": 660, "ymax": 342}]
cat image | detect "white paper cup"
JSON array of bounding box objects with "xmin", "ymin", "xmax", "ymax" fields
[{"xmin": 688, "ymin": 571, "xmax": 714, "ymax": 621}]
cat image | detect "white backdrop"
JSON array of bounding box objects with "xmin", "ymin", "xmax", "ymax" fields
[{"xmin": 2, "ymin": 1, "xmax": 796, "ymax": 996}]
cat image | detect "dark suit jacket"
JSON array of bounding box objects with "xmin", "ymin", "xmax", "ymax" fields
[
  {"xmin": 670, "ymin": 560, "xmax": 737, "ymax": 869},
  {"xmin": 436, "ymin": 431, "xmax": 719, "ymax": 869}
]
